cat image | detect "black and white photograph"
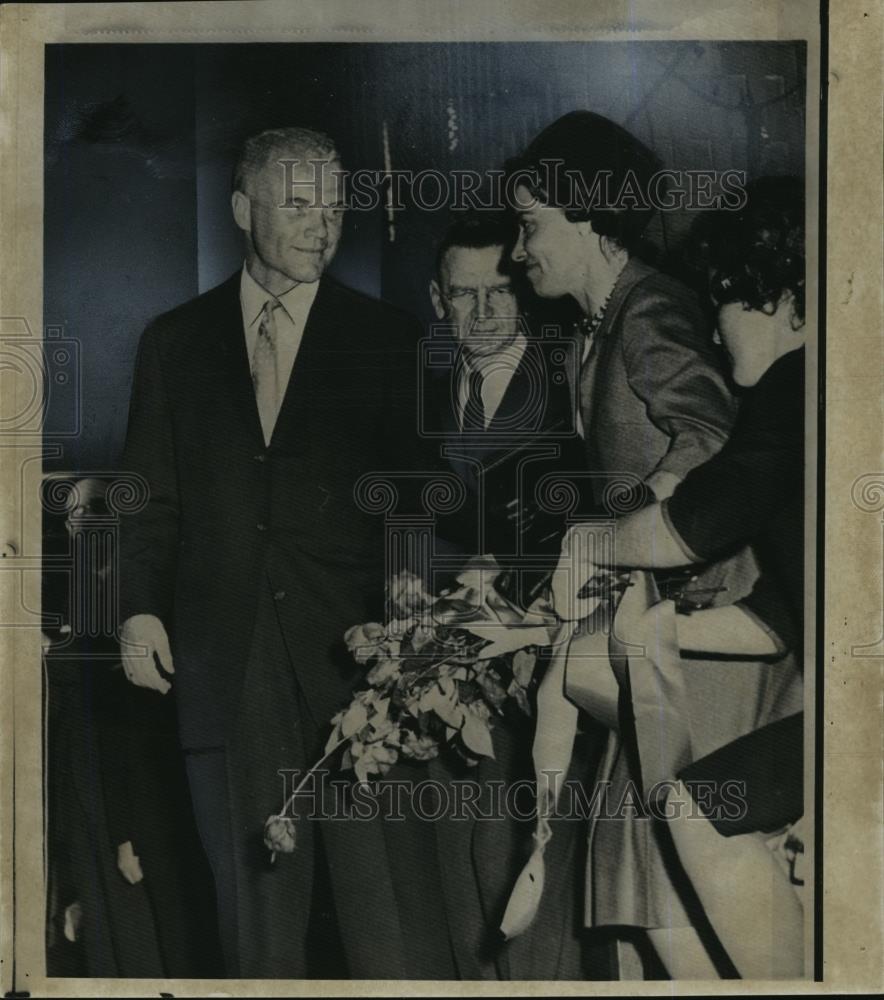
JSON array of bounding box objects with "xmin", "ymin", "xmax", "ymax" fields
[{"xmin": 0, "ymin": 1, "xmax": 881, "ymax": 995}]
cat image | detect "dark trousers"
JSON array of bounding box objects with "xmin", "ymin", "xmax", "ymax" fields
[{"xmin": 184, "ymin": 587, "xmax": 345, "ymax": 979}]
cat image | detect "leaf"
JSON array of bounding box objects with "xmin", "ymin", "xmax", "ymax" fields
[
  {"xmin": 461, "ymin": 711, "xmax": 495, "ymax": 759},
  {"xmin": 512, "ymin": 648, "xmax": 537, "ymax": 687},
  {"xmin": 474, "ymin": 626, "xmax": 555, "ymax": 660},
  {"xmin": 437, "ymin": 675, "xmax": 456, "ymax": 698},
  {"xmin": 341, "ymin": 701, "xmax": 369, "ymax": 738},
  {"xmin": 452, "ymin": 743, "xmax": 480, "ymax": 767},
  {"xmin": 409, "ymin": 624, "xmax": 436, "ymax": 653},
  {"xmin": 366, "ymin": 716, "xmax": 395, "ymax": 743},
  {"xmin": 507, "ymin": 679, "xmax": 531, "ymax": 716},
  {"xmin": 341, "ymin": 747, "xmax": 353, "ymax": 771},
  {"xmin": 416, "ymin": 678, "xmax": 463, "ymax": 729},
  {"xmin": 435, "ymin": 696, "xmax": 465, "ymax": 730},
  {"xmin": 438, "ymin": 662, "xmax": 470, "ymax": 682},
  {"xmin": 366, "ymin": 657, "xmax": 399, "ymax": 686},
  {"xmin": 417, "ymin": 684, "xmax": 442, "ymax": 715},
  {"xmin": 475, "ymin": 670, "xmax": 508, "ymax": 710}
]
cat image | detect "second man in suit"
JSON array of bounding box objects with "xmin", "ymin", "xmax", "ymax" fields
[{"xmin": 419, "ymin": 212, "xmax": 597, "ymax": 979}]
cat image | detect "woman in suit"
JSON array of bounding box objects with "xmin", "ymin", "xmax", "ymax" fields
[
  {"xmin": 558, "ymin": 177, "xmax": 808, "ymax": 978},
  {"xmin": 506, "ymin": 111, "xmax": 779, "ymax": 978}
]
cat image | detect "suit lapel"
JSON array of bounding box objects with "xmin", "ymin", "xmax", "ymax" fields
[
  {"xmin": 267, "ymin": 276, "xmax": 340, "ymax": 452},
  {"xmin": 594, "ymin": 256, "xmax": 654, "ymax": 349},
  {"xmin": 270, "ymin": 279, "xmax": 328, "ymax": 446},
  {"xmin": 485, "ymin": 352, "xmax": 535, "ymax": 438},
  {"xmin": 214, "ymin": 273, "xmax": 266, "ymax": 448},
  {"xmin": 437, "ymin": 363, "xmax": 461, "ymax": 438},
  {"xmin": 215, "ymin": 272, "xmax": 344, "ymax": 452},
  {"xmin": 437, "ymin": 361, "xmax": 483, "ymax": 487},
  {"xmin": 562, "ymin": 329, "xmax": 582, "ymax": 430},
  {"xmin": 579, "ymin": 257, "xmax": 654, "ymax": 438}
]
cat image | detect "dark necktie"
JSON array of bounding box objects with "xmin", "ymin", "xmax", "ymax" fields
[{"xmin": 461, "ymin": 368, "xmax": 485, "ymax": 432}]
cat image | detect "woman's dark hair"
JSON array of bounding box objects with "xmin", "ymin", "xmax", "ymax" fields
[
  {"xmin": 693, "ymin": 175, "xmax": 806, "ymax": 322},
  {"xmin": 504, "ymin": 110, "xmax": 661, "ymax": 254}
]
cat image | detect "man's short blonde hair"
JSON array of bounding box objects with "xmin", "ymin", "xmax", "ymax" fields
[{"xmin": 232, "ymin": 126, "xmax": 339, "ymax": 195}]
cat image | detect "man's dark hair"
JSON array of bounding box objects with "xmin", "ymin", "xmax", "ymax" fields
[
  {"xmin": 692, "ymin": 176, "xmax": 806, "ymax": 322},
  {"xmin": 434, "ymin": 210, "xmax": 519, "ymax": 280},
  {"xmin": 504, "ymin": 110, "xmax": 661, "ymax": 254}
]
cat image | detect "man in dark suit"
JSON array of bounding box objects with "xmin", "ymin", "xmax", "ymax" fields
[
  {"xmin": 427, "ymin": 211, "xmax": 586, "ymax": 588},
  {"xmin": 119, "ymin": 126, "xmax": 423, "ymax": 978},
  {"xmin": 414, "ymin": 213, "xmax": 599, "ymax": 979}
]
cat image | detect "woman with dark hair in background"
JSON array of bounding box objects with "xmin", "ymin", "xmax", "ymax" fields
[{"xmin": 557, "ymin": 176, "xmax": 808, "ymax": 978}]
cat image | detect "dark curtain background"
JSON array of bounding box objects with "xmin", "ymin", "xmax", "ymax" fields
[{"xmin": 43, "ymin": 41, "xmax": 806, "ymax": 471}]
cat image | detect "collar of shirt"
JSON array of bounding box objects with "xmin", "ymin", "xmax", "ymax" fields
[
  {"xmin": 239, "ymin": 264, "xmax": 320, "ymax": 387},
  {"xmin": 456, "ymin": 334, "xmax": 528, "ymax": 431}
]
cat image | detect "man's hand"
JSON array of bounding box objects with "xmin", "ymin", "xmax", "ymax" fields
[
  {"xmin": 120, "ymin": 613, "xmax": 174, "ymax": 694},
  {"xmin": 116, "ymin": 841, "xmax": 145, "ymax": 885}
]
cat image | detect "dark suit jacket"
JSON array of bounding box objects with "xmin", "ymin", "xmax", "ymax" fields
[
  {"xmin": 120, "ymin": 271, "xmax": 422, "ymax": 749},
  {"xmin": 420, "ymin": 336, "xmax": 597, "ymax": 979},
  {"xmin": 428, "ymin": 333, "xmax": 589, "ymax": 577},
  {"xmin": 665, "ymin": 348, "xmax": 805, "ymax": 655}
]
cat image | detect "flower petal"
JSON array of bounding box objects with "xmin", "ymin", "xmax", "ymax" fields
[{"xmin": 461, "ymin": 711, "xmax": 495, "ymax": 759}]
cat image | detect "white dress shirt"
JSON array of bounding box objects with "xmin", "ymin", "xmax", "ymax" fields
[
  {"xmin": 239, "ymin": 265, "xmax": 320, "ymax": 403},
  {"xmin": 456, "ymin": 335, "xmax": 528, "ymax": 432}
]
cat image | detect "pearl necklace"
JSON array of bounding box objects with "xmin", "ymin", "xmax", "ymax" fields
[
  {"xmin": 576, "ymin": 296, "xmax": 611, "ymax": 340},
  {"xmin": 575, "ymin": 258, "xmax": 628, "ymax": 340}
]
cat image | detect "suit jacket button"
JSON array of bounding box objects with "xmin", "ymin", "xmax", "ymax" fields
[
  {"xmin": 273, "ymin": 590, "xmax": 286, "ymax": 602},
  {"xmin": 256, "ymin": 522, "xmax": 267, "ymax": 532},
  {"xmin": 253, "ymin": 453, "xmax": 266, "ymax": 462}
]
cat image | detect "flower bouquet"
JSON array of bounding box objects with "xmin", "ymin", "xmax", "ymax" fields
[{"xmin": 263, "ymin": 557, "xmax": 559, "ymax": 856}]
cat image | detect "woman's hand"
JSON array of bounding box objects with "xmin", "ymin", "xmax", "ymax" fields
[{"xmin": 551, "ymin": 523, "xmax": 610, "ymax": 621}]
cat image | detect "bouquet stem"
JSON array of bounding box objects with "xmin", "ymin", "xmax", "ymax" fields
[{"xmin": 279, "ymin": 735, "xmax": 350, "ymax": 819}]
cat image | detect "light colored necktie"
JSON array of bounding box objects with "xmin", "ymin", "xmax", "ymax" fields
[{"xmin": 251, "ymin": 299, "xmax": 281, "ymax": 445}]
